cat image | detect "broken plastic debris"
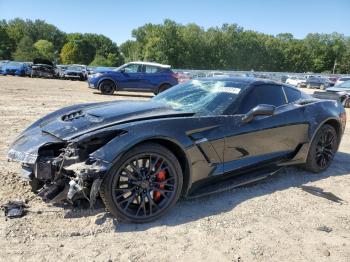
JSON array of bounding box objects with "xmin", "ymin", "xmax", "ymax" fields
[
  {"xmin": 300, "ymin": 186, "xmax": 346, "ymax": 204},
  {"xmin": 1, "ymin": 200, "xmax": 27, "ymax": 219}
]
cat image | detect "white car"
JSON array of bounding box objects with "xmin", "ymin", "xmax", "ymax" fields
[
  {"xmin": 335, "ymin": 77, "xmax": 350, "ymax": 86},
  {"xmin": 286, "ymin": 76, "xmax": 306, "ymax": 87}
]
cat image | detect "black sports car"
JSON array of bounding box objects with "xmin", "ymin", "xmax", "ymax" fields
[
  {"xmin": 31, "ymin": 58, "xmax": 55, "ymax": 78},
  {"xmin": 8, "ymin": 78, "xmax": 346, "ymax": 223}
]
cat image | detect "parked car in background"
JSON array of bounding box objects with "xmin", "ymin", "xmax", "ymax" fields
[
  {"xmin": 88, "ymin": 61, "xmax": 179, "ymax": 95},
  {"xmin": 55, "ymin": 65, "xmax": 67, "ymax": 79},
  {"xmin": 0, "ymin": 60, "xmax": 9, "ymax": 75},
  {"xmin": 328, "ymin": 76, "xmax": 339, "ymax": 86},
  {"xmin": 280, "ymin": 75, "xmax": 289, "ymax": 83},
  {"xmin": 63, "ymin": 65, "xmax": 87, "ymax": 81},
  {"xmin": 175, "ymin": 71, "xmax": 192, "ymax": 83},
  {"xmin": 335, "ymin": 77, "xmax": 350, "ymax": 86},
  {"xmin": 306, "ymin": 77, "xmax": 332, "ymax": 90},
  {"xmin": 72, "ymin": 64, "xmax": 88, "ymax": 79},
  {"xmin": 31, "ymin": 58, "xmax": 55, "ymax": 78},
  {"xmin": 286, "ymin": 76, "xmax": 306, "ymax": 88},
  {"xmin": 23, "ymin": 62, "xmax": 33, "ymax": 77},
  {"xmin": 326, "ymin": 80, "xmax": 350, "ymax": 108},
  {"xmin": 1, "ymin": 61, "xmax": 29, "ymax": 76}
]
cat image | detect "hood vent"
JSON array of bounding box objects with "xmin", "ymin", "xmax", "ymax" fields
[{"xmin": 62, "ymin": 110, "xmax": 84, "ymax": 121}]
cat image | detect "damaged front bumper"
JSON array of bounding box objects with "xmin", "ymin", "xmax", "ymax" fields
[{"xmin": 7, "ymin": 130, "xmax": 112, "ymax": 207}]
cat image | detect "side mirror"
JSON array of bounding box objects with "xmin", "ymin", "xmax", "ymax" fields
[
  {"xmin": 242, "ymin": 104, "xmax": 276, "ymax": 123},
  {"xmin": 120, "ymin": 68, "xmax": 126, "ymax": 73}
]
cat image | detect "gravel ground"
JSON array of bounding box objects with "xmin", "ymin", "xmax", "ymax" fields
[{"xmin": 0, "ymin": 76, "xmax": 349, "ymax": 262}]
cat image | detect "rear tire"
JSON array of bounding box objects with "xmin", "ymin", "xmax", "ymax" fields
[
  {"xmin": 100, "ymin": 143, "xmax": 183, "ymax": 223},
  {"xmin": 99, "ymin": 80, "xmax": 116, "ymax": 95},
  {"xmin": 304, "ymin": 124, "xmax": 338, "ymax": 173}
]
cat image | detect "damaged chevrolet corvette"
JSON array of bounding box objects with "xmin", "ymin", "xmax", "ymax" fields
[{"xmin": 8, "ymin": 78, "xmax": 346, "ymax": 223}]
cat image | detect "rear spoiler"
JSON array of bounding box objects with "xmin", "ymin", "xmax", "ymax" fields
[{"xmin": 312, "ymin": 91, "xmax": 345, "ymax": 101}]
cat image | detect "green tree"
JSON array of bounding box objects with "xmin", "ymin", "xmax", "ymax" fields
[
  {"xmin": 120, "ymin": 40, "xmax": 141, "ymax": 62},
  {"xmin": 13, "ymin": 35, "xmax": 39, "ymax": 61},
  {"xmin": 34, "ymin": 39, "xmax": 55, "ymax": 60},
  {"xmin": 89, "ymin": 54, "xmax": 110, "ymax": 66},
  {"xmin": 6, "ymin": 18, "xmax": 66, "ymax": 52},
  {"xmin": 0, "ymin": 25, "xmax": 13, "ymax": 59},
  {"xmin": 60, "ymin": 40, "xmax": 95, "ymax": 64}
]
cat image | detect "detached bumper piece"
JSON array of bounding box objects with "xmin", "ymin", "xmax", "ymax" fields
[{"xmin": 1, "ymin": 200, "xmax": 27, "ymax": 219}]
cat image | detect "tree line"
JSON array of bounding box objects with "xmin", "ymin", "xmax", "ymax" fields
[{"xmin": 0, "ymin": 18, "xmax": 349, "ymax": 73}]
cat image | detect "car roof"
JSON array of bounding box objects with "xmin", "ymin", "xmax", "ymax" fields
[
  {"xmin": 128, "ymin": 61, "xmax": 171, "ymax": 68},
  {"xmin": 193, "ymin": 76, "xmax": 278, "ymax": 86}
]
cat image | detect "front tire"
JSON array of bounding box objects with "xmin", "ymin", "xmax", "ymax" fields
[
  {"xmin": 100, "ymin": 143, "xmax": 183, "ymax": 223},
  {"xmin": 99, "ymin": 80, "xmax": 116, "ymax": 95},
  {"xmin": 305, "ymin": 124, "xmax": 338, "ymax": 173}
]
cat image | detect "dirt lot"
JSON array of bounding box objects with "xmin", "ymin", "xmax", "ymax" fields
[{"xmin": 0, "ymin": 76, "xmax": 349, "ymax": 262}]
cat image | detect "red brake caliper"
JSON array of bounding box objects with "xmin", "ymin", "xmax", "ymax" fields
[{"xmin": 153, "ymin": 170, "xmax": 166, "ymax": 202}]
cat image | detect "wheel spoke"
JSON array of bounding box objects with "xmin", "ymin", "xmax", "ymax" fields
[
  {"xmin": 118, "ymin": 192, "xmax": 137, "ymax": 204},
  {"xmin": 153, "ymin": 160, "xmax": 165, "ymax": 175},
  {"xmin": 148, "ymin": 156, "xmax": 160, "ymax": 175},
  {"xmin": 123, "ymin": 168, "xmax": 138, "ymax": 181},
  {"xmin": 152, "ymin": 187, "xmax": 173, "ymax": 193},
  {"xmin": 114, "ymin": 187, "xmax": 136, "ymax": 193},
  {"xmin": 154, "ymin": 181, "xmax": 175, "ymax": 188},
  {"xmin": 146, "ymin": 191, "xmax": 159, "ymax": 212},
  {"xmin": 122, "ymin": 193, "xmax": 138, "ymax": 210},
  {"xmin": 136, "ymin": 196, "xmax": 146, "ymax": 216},
  {"xmin": 129, "ymin": 162, "xmax": 141, "ymax": 176}
]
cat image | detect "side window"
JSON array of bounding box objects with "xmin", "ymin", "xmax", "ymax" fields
[
  {"xmin": 123, "ymin": 64, "xmax": 140, "ymax": 73},
  {"xmin": 144, "ymin": 65, "xmax": 159, "ymax": 73},
  {"xmin": 283, "ymin": 86, "xmax": 301, "ymax": 103},
  {"xmin": 239, "ymin": 85, "xmax": 286, "ymax": 113}
]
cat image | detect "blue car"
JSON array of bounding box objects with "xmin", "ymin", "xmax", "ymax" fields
[
  {"xmin": 0, "ymin": 61, "xmax": 9, "ymax": 75},
  {"xmin": 88, "ymin": 62, "xmax": 179, "ymax": 95},
  {"xmin": 2, "ymin": 61, "xmax": 28, "ymax": 76}
]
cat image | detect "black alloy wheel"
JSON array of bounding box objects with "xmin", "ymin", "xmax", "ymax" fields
[
  {"xmin": 100, "ymin": 143, "xmax": 183, "ymax": 223},
  {"xmin": 99, "ymin": 80, "xmax": 116, "ymax": 95},
  {"xmin": 305, "ymin": 124, "xmax": 338, "ymax": 173}
]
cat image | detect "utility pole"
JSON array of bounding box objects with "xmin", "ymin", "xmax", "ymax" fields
[{"xmin": 332, "ymin": 60, "xmax": 337, "ymax": 74}]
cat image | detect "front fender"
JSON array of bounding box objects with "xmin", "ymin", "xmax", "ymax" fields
[{"xmin": 90, "ymin": 127, "xmax": 192, "ymax": 165}]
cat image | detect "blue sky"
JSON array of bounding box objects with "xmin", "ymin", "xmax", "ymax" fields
[{"xmin": 1, "ymin": 0, "xmax": 349, "ymax": 45}]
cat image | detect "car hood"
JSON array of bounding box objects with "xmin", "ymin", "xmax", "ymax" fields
[
  {"xmin": 39, "ymin": 100, "xmax": 192, "ymax": 140},
  {"xmin": 326, "ymin": 87, "xmax": 350, "ymax": 92}
]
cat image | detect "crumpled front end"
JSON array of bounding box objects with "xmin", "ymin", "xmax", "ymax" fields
[{"xmin": 7, "ymin": 128, "xmax": 122, "ymax": 207}]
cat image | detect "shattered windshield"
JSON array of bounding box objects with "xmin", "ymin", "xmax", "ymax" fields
[{"xmin": 152, "ymin": 79, "xmax": 248, "ymax": 115}]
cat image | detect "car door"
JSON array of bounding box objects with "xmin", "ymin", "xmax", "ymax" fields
[
  {"xmin": 136, "ymin": 65, "xmax": 160, "ymax": 91},
  {"xmin": 223, "ymin": 84, "xmax": 309, "ymax": 174},
  {"xmin": 119, "ymin": 64, "xmax": 143, "ymax": 90}
]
